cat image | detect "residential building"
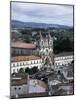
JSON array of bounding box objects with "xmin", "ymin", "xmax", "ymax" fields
[
  {"xmin": 54, "ymin": 52, "xmax": 74, "ymax": 67},
  {"xmin": 11, "ymin": 73, "xmax": 48, "ymax": 98},
  {"xmin": 11, "ymin": 42, "xmax": 36, "ymax": 56},
  {"xmin": 11, "ymin": 73, "xmax": 28, "ymax": 97},
  {"xmin": 11, "ymin": 55, "xmax": 42, "ymax": 73}
]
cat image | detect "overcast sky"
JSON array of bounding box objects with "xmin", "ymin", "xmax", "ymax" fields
[{"xmin": 11, "ymin": 2, "xmax": 73, "ymax": 26}]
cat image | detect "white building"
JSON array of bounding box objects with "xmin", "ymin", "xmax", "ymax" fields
[
  {"xmin": 28, "ymin": 79, "xmax": 47, "ymax": 93},
  {"xmin": 11, "ymin": 74, "xmax": 47, "ymax": 98},
  {"xmin": 11, "ymin": 55, "xmax": 42, "ymax": 74},
  {"xmin": 11, "ymin": 78, "xmax": 28, "ymax": 97},
  {"xmin": 54, "ymin": 52, "xmax": 74, "ymax": 67}
]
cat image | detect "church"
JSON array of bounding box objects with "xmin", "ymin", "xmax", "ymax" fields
[
  {"xmin": 11, "ymin": 31, "xmax": 74, "ymax": 74},
  {"xmin": 38, "ymin": 31, "xmax": 73, "ymax": 68},
  {"xmin": 38, "ymin": 31, "xmax": 54, "ymax": 66}
]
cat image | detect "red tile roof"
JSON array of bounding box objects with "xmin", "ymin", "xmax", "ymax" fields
[
  {"xmin": 11, "ymin": 42, "xmax": 36, "ymax": 49},
  {"xmin": 11, "ymin": 55, "xmax": 41, "ymax": 62}
]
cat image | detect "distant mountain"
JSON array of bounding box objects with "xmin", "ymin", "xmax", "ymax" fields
[{"xmin": 11, "ymin": 20, "xmax": 73, "ymax": 29}]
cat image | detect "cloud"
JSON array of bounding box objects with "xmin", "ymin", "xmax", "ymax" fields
[{"xmin": 11, "ymin": 2, "xmax": 73, "ymax": 26}]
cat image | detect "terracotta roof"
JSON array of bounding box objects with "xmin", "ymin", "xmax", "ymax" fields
[
  {"xmin": 55, "ymin": 52, "xmax": 73, "ymax": 57},
  {"xmin": 11, "ymin": 55, "xmax": 41, "ymax": 62},
  {"xmin": 11, "ymin": 42, "xmax": 36, "ymax": 49}
]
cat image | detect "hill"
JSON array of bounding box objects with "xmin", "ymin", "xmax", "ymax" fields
[{"xmin": 11, "ymin": 20, "xmax": 72, "ymax": 29}]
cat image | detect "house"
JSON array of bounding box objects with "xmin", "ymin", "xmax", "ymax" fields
[
  {"xmin": 11, "ymin": 42, "xmax": 36, "ymax": 56},
  {"xmin": 28, "ymin": 79, "xmax": 47, "ymax": 93},
  {"xmin": 10, "ymin": 73, "xmax": 28, "ymax": 98},
  {"xmin": 11, "ymin": 73, "xmax": 48, "ymax": 98}
]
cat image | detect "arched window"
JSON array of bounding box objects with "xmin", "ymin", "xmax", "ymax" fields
[
  {"xmin": 20, "ymin": 63, "xmax": 21, "ymax": 66},
  {"xmin": 13, "ymin": 69, "xmax": 15, "ymax": 73},
  {"xmin": 17, "ymin": 69, "xmax": 19, "ymax": 72},
  {"xmin": 17, "ymin": 63, "xmax": 18, "ymax": 66},
  {"xmin": 13, "ymin": 64, "xmax": 15, "ymax": 67},
  {"xmin": 34, "ymin": 61, "xmax": 35, "ymax": 64},
  {"xmin": 37, "ymin": 61, "xmax": 38, "ymax": 63},
  {"xmin": 23, "ymin": 63, "xmax": 25, "ymax": 66}
]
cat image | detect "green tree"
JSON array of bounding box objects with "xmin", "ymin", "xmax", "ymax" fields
[
  {"xmin": 18, "ymin": 68, "xmax": 25, "ymax": 73},
  {"xmin": 25, "ymin": 67, "xmax": 31, "ymax": 74},
  {"xmin": 31, "ymin": 66, "xmax": 39, "ymax": 74}
]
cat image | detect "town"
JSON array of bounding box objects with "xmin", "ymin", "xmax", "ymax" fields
[{"xmin": 10, "ymin": 27, "xmax": 74, "ymax": 98}]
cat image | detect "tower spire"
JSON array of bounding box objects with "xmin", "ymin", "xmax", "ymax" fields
[
  {"xmin": 48, "ymin": 31, "xmax": 52, "ymax": 40},
  {"xmin": 39, "ymin": 31, "xmax": 42, "ymax": 40}
]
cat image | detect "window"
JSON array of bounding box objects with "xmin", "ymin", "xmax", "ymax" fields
[
  {"xmin": 55, "ymin": 63, "xmax": 57, "ymax": 65},
  {"xmin": 41, "ymin": 41, "xmax": 44, "ymax": 45},
  {"xmin": 37, "ymin": 61, "xmax": 38, "ymax": 63},
  {"xmin": 34, "ymin": 61, "xmax": 35, "ymax": 64},
  {"xmin": 17, "ymin": 69, "xmax": 19, "ymax": 72},
  {"xmin": 13, "ymin": 69, "xmax": 15, "ymax": 73},
  {"xmin": 14, "ymin": 87, "xmax": 16, "ymax": 90},
  {"xmin": 19, "ymin": 87, "xmax": 21, "ymax": 90},
  {"xmin": 17, "ymin": 63, "xmax": 18, "ymax": 66},
  {"xmin": 13, "ymin": 64, "xmax": 15, "ymax": 67},
  {"xmin": 23, "ymin": 63, "xmax": 24, "ymax": 66},
  {"xmin": 20, "ymin": 63, "xmax": 22, "ymax": 66}
]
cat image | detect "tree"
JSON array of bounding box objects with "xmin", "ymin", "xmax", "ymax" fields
[
  {"xmin": 18, "ymin": 68, "xmax": 25, "ymax": 73},
  {"xmin": 25, "ymin": 67, "xmax": 39, "ymax": 75},
  {"xmin": 25, "ymin": 67, "xmax": 31, "ymax": 74},
  {"xmin": 31, "ymin": 66, "xmax": 39, "ymax": 74},
  {"xmin": 54, "ymin": 37, "xmax": 74, "ymax": 54}
]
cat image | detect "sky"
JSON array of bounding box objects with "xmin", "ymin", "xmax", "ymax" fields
[{"xmin": 11, "ymin": 2, "xmax": 73, "ymax": 26}]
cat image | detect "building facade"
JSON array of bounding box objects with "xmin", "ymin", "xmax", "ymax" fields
[
  {"xmin": 11, "ymin": 42, "xmax": 36, "ymax": 56},
  {"xmin": 11, "ymin": 74, "xmax": 47, "ymax": 98},
  {"xmin": 39, "ymin": 32, "xmax": 54, "ymax": 65},
  {"xmin": 11, "ymin": 55, "xmax": 42, "ymax": 73},
  {"xmin": 54, "ymin": 52, "xmax": 74, "ymax": 67}
]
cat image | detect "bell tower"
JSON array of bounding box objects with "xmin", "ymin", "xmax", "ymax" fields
[
  {"xmin": 48, "ymin": 32, "xmax": 53, "ymax": 53},
  {"xmin": 39, "ymin": 31, "xmax": 44, "ymax": 49},
  {"xmin": 39, "ymin": 31, "xmax": 54, "ymax": 68}
]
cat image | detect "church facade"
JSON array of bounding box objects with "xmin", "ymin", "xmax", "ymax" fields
[
  {"xmin": 39, "ymin": 32, "xmax": 54, "ymax": 66},
  {"xmin": 38, "ymin": 32, "xmax": 73, "ymax": 67}
]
